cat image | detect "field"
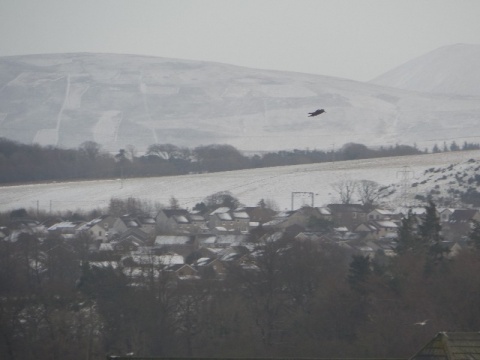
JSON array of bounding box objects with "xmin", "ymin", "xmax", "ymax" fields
[{"xmin": 1, "ymin": 150, "xmax": 479, "ymax": 213}]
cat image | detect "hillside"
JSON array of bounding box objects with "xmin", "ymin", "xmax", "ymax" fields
[
  {"xmin": 1, "ymin": 149, "xmax": 479, "ymax": 213},
  {"xmin": 1, "ymin": 52, "xmax": 480, "ymax": 153},
  {"xmin": 370, "ymin": 43, "xmax": 480, "ymax": 96}
]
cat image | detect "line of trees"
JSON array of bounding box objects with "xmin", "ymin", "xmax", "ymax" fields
[
  {"xmin": 3, "ymin": 137, "xmax": 478, "ymax": 184},
  {"xmin": 2, "ymin": 201, "xmax": 480, "ymax": 359},
  {"xmin": 0, "ymin": 138, "xmax": 480, "ymax": 184}
]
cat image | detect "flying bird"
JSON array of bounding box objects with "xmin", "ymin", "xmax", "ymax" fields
[
  {"xmin": 308, "ymin": 109, "xmax": 325, "ymax": 117},
  {"xmin": 414, "ymin": 319, "xmax": 429, "ymax": 326}
]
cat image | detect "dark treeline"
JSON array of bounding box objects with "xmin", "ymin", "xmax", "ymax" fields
[
  {"xmin": 1, "ymin": 137, "xmax": 479, "ymax": 184},
  {"xmin": 2, "ymin": 202, "xmax": 480, "ymax": 359}
]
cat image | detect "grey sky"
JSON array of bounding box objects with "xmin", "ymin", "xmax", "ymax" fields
[{"xmin": 1, "ymin": 0, "xmax": 480, "ymax": 81}]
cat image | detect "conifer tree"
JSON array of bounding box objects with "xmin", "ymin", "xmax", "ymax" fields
[
  {"xmin": 418, "ymin": 201, "xmax": 447, "ymax": 261},
  {"xmin": 396, "ymin": 210, "xmax": 419, "ymax": 254},
  {"xmin": 469, "ymin": 220, "xmax": 480, "ymax": 250},
  {"xmin": 348, "ymin": 254, "xmax": 371, "ymax": 295}
]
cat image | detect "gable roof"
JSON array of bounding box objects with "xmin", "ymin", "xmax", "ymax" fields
[
  {"xmin": 154, "ymin": 235, "xmax": 193, "ymax": 246},
  {"xmin": 410, "ymin": 332, "xmax": 480, "ymax": 360},
  {"xmin": 47, "ymin": 221, "xmax": 84, "ymax": 232},
  {"xmin": 161, "ymin": 209, "xmax": 191, "ymax": 218},
  {"xmin": 209, "ymin": 207, "xmax": 230, "ymax": 215},
  {"xmin": 232, "ymin": 211, "xmax": 249, "ymax": 219},
  {"xmin": 119, "ymin": 215, "xmax": 141, "ymax": 228},
  {"xmin": 450, "ymin": 209, "xmax": 479, "ymax": 222},
  {"xmin": 328, "ymin": 204, "xmax": 366, "ymax": 213},
  {"xmin": 369, "ymin": 208, "xmax": 395, "ymax": 216},
  {"xmin": 118, "ymin": 228, "xmax": 149, "ymax": 242}
]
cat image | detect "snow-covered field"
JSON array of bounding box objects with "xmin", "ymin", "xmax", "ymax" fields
[{"xmin": 1, "ymin": 150, "xmax": 479, "ymax": 214}]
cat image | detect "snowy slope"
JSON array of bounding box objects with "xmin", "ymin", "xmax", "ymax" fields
[
  {"xmin": 370, "ymin": 44, "xmax": 480, "ymax": 96},
  {"xmin": 1, "ymin": 149, "xmax": 478, "ymax": 213},
  {"xmin": 1, "ymin": 52, "xmax": 480, "ymax": 154}
]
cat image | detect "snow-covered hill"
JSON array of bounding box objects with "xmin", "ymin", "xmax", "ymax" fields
[
  {"xmin": 370, "ymin": 44, "xmax": 480, "ymax": 96},
  {"xmin": 1, "ymin": 150, "xmax": 479, "ymax": 213},
  {"xmin": 1, "ymin": 51, "xmax": 480, "ymax": 154}
]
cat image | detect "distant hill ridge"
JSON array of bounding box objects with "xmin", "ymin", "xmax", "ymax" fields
[
  {"xmin": 1, "ymin": 46, "xmax": 480, "ymax": 153},
  {"xmin": 370, "ymin": 43, "xmax": 480, "ymax": 96}
]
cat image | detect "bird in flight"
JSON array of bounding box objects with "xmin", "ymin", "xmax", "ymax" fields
[
  {"xmin": 308, "ymin": 109, "xmax": 325, "ymax": 117},
  {"xmin": 414, "ymin": 319, "xmax": 429, "ymax": 326}
]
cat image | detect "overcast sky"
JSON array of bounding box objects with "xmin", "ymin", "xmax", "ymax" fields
[{"xmin": 1, "ymin": 0, "xmax": 480, "ymax": 81}]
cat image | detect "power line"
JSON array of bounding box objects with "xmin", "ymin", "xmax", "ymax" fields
[{"xmin": 397, "ymin": 166, "xmax": 414, "ymax": 207}]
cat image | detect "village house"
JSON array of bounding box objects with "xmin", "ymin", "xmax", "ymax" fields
[
  {"xmin": 263, "ymin": 206, "xmax": 329, "ymax": 230},
  {"xmin": 110, "ymin": 215, "xmax": 143, "ymax": 237},
  {"xmin": 156, "ymin": 209, "xmax": 206, "ymax": 234},
  {"xmin": 410, "ymin": 332, "xmax": 480, "ymax": 360},
  {"xmin": 438, "ymin": 207, "xmax": 455, "ymax": 222},
  {"xmin": 367, "ymin": 208, "xmax": 398, "ymax": 221},
  {"xmin": 77, "ymin": 215, "xmax": 117, "ymax": 242},
  {"xmin": 137, "ymin": 215, "xmax": 157, "ymax": 235},
  {"xmin": 47, "ymin": 220, "xmax": 85, "ymax": 239},
  {"xmin": 328, "ymin": 204, "xmax": 368, "ymax": 230},
  {"xmin": 194, "ymin": 257, "xmax": 227, "ymax": 279},
  {"xmin": 442, "ymin": 208, "xmax": 480, "ymax": 241},
  {"xmin": 166, "ymin": 263, "xmax": 199, "ymax": 280},
  {"xmin": 354, "ymin": 219, "xmax": 398, "ymax": 241},
  {"xmin": 116, "ymin": 227, "xmax": 150, "ymax": 245},
  {"xmin": 243, "ymin": 205, "xmax": 276, "ymax": 226},
  {"xmin": 208, "ymin": 207, "xmax": 250, "ymax": 233}
]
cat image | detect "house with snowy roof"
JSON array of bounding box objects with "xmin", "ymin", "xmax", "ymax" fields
[
  {"xmin": 8, "ymin": 219, "xmax": 47, "ymax": 239},
  {"xmin": 354, "ymin": 220, "xmax": 398, "ymax": 241},
  {"xmin": 438, "ymin": 208, "xmax": 455, "ymax": 222},
  {"xmin": 328, "ymin": 204, "xmax": 368, "ymax": 230},
  {"xmin": 137, "ymin": 216, "xmax": 157, "ymax": 235},
  {"xmin": 166, "ymin": 264, "xmax": 199, "ymax": 280},
  {"xmin": 215, "ymin": 234, "xmax": 248, "ymax": 248},
  {"xmin": 443, "ymin": 208, "xmax": 480, "ymax": 241},
  {"xmin": 367, "ymin": 208, "xmax": 398, "ymax": 221},
  {"xmin": 77, "ymin": 215, "xmax": 117, "ymax": 242},
  {"xmin": 117, "ymin": 227, "xmax": 150, "ymax": 245},
  {"xmin": 263, "ymin": 206, "xmax": 328, "ymax": 230},
  {"xmin": 156, "ymin": 209, "xmax": 206, "ymax": 234},
  {"xmin": 208, "ymin": 207, "xmax": 250, "ymax": 233},
  {"xmin": 109, "ymin": 215, "xmax": 143, "ymax": 236},
  {"xmin": 47, "ymin": 220, "xmax": 85, "ymax": 239},
  {"xmin": 194, "ymin": 257, "xmax": 226, "ymax": 279}
]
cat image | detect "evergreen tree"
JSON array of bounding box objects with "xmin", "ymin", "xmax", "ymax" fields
[
  {"xmin": 450, "ymin": 141, "xmax": 459, "ymax": 151},
  {"xmin": 469, "ymin": 220, "xmax": 480, "ymax": 250},
  {"xmin": 348, "ymin": 254, "xmax": 371, "ymax": 294},
  {"xmin": 396, "ymin": 210, "xmax": 419, "ymax": 254},
  {"xmin": 418, "ymin": 201, "xmax": 447, "ymax": 262}
]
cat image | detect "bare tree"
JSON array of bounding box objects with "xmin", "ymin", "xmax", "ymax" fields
[
  {"xmin": 356, "ymin": 180, "xmax": 389, "ymax": 210},
  {"xmin": 331, "ymin": 179, "xmax": 357, "ymax": 204},
  {"xmin": 169, "ymin": 196, "xmax": 180, "ymax": 209},
  {"xmin": 79, "ymin": 141, "xmax": 102, "ymax": 161},
  {"xmin": 125, "ymin": 144, "xmax": 137, "ymax": 160}
]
